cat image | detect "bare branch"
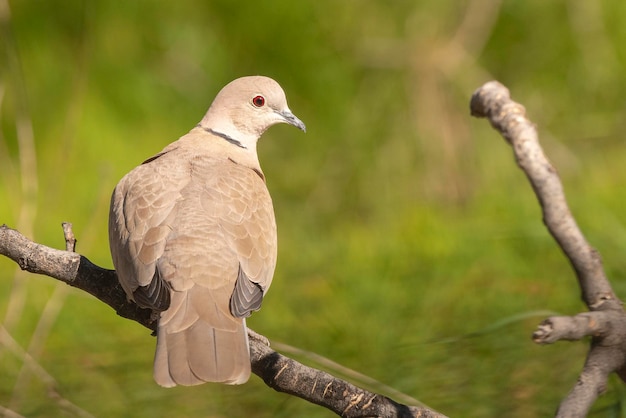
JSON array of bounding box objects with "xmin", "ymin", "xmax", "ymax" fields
[
  {"xmin": 251, "ymin": 338, "xmax": 433, "ymax": 418},
  {"xmin": 533, "ymin": 312, "xmax": 620, "ymax": 344},
  {"xmin": 0, "ymin": 224, "xmax": 445, "ymax": 418},
  {"xmin": 470, "ymin": 81, "xmax": 618, "ymax": 310},
  {"xmin": 471, "ymin": 81, "xmax": 626, "ymax": 418}
]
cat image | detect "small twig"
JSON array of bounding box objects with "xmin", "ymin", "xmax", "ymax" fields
[
  {"xmin": 61, "ymin": 222, "xmax": 76, "ymax": 252},
  {"xmin": 532, "ymin": 311, "xmax": 620, "ymax": 344},
  {"xmin": 471, "ymin": 81, "xmax": 626, "ymax": 418}
]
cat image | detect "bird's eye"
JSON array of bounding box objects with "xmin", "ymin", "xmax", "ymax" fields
[{"xmin": 252, "ymin": 95, "xmax": 265, "ymax": 107}]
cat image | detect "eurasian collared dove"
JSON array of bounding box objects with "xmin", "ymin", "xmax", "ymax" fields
[{"xmin": 108, "ymin": 76, "xmax": 305, "ymax": 387}]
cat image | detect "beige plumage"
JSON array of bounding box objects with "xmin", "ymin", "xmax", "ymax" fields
[{"xmin": 108, "ymin": 76, "xmax": 305, "ymax": 387}]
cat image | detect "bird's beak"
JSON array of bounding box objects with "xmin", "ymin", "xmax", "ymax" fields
[{"xmin": 278, "ymin": 109, "xmax": 306, "ymax": 133}]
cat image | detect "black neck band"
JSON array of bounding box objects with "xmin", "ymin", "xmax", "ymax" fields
[{"xmin": 198, "ymin": 125, "xmax": 246, "ymax": 149}]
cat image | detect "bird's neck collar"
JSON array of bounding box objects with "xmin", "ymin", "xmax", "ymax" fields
[{"xmin": 197, "ymin": 125, "xmax": 247, "ymax": 149}]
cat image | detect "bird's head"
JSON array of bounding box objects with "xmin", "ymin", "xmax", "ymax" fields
[{"xmin": 199, "ymin": 76, "xmax": 305, "ymax": 149}]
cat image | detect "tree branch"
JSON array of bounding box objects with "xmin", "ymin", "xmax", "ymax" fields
[
  {"xmin": 470, "ymin": 81, "xmax": 626, "ymax": 418},
  {"xmin": 0, "ymin": 224, "xmax": 445, "ymax": 418},
  {"xmin": 532, "ymin": 312, "xmax": 621, "ymax": 344}
]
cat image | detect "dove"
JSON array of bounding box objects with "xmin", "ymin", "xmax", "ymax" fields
[{"xmin": 108, "ymin": 76, "xmax": 305, "ymax": 387}]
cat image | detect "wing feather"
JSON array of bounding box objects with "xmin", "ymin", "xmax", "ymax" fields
[{"xmin": 109, "ymin": 150, "xmax": 189, "ymax": 310}]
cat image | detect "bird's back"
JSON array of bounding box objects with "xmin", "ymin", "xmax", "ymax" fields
[{"xmin": 109, "ymin": 135, "xmax": 277, "ymax": 386}]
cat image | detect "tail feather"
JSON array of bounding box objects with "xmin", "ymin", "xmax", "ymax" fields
[{"xmin": 153, "ymin": 316, "xmax": 250, "ymax": 387}]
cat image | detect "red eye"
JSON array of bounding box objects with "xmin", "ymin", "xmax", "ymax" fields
[{"xmin": 252, "ymin": 95, "xmax": 265, "ymax": 107}]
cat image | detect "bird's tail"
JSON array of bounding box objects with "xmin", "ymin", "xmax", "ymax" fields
[{"xmin": 153, "ymin": 291, "xmax": 251, "ymax": 387}]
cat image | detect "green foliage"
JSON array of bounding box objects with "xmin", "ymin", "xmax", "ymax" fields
[{"xmin": 1, "ymin": 0, "xmax": 626, "ymax": 416}]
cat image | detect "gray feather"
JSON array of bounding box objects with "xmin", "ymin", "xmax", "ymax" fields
[{"xmin": 230, "ymin": 266, "xmax": 264, "ymax": 318}]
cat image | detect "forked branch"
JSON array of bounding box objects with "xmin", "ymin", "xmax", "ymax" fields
[{"xmin": 471, "ymin": 81, "xmax": 626, "ymax": 417}]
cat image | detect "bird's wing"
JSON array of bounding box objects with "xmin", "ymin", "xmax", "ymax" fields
[
  {"xmin": 108, "ymin": 147, "xmax": 189, "ymax": 311},
  {"xmin": 213, "ymin": 160, "xmax": 277, "ymax": 318}
]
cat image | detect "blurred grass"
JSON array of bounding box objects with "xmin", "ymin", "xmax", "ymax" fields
[{"xmin": 1, "ymin": 0, "xmax": 626, "ymax": 417}]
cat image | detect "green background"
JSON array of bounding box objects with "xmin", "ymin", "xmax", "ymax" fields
[{"xmin": 2, "ymin": 1, "xmax": 626, "ymax": 417}]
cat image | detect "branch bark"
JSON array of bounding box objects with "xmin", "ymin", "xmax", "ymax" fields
[
  {"xmin": 0, "ymin": 224, "xmax": 445, "ymax": 418},
  {"xmin": 470, "ymin": 81, "xmax": 626, "ymax": 417}
]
